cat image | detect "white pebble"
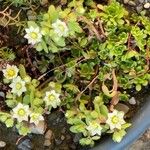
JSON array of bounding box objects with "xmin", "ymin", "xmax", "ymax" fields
[
  {"xmin": 144, "ymin": 3, "xmax": 150, "ymax": 9},
  {"xmin": 124, "ymin": 0, "xmax": 129, "ymax": 4},
  {"xmin": 129, "ymin": 97, "xmax": 136, "ymax": 105},
  {"xmin": 0, "ymin": 141, "xmax": 6, "ymax": 148}
]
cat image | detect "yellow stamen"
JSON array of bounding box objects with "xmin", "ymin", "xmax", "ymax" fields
[
  {"xmin": 30, "ymin": 32, "xmax": 38, "ymax": 39},
  {"xmin": 16, "ymin": 83, "xmax": 22, "ymax": 90},
  {"xmin": 7, "ymin": 69, "xmax": 15, "ymax": 77},
  {"xmin": 18, "ymin": 109, "xmax": 25, "ymax": 116},
  {"xmin": 112, "ymin": 116, "xmax": 119, "ymax": 124}
]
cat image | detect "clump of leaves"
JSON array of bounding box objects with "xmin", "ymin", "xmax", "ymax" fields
[
  {"xmin": 24, "ymin": 4, "xmax": 83, "ymax": 53},
  {"xmin": 0, "ymin": 47, "xmax": 16, "ymax": 61}
]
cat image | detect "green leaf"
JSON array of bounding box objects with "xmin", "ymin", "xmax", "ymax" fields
[
  {"xmin": 36, "ymin": 43, "xmax": 43, "ymax": 52},
  {"xmin": 41, "ymin": 40, "xmax": 48, "ymax": 53},
  {"xmin": 136, "ymin": 84, "xmax": 142, "ymax": 91},
  {"xmin": 6, "ymin": 99, "xmax": 17, "ymax": 108},
  {"xmin": 91, "ymin": 111, "xmax": 99, "ymax": 118},
  {"xmin": 53, "ymin": 37, "xmax": 66, "ymax": 47},
  {"xmin": 0, "ymin": 115, "xmax": 7, "ymax": 122},
  {"xmin": 131, "ymin": 26, "xmax": 147, "ymax": 51},
  {"xmin": 48, "ymin": 42, "xmax": 59, "ymax": 53},
  {"xmin": 122, "ymin": 123, "xmax": 131, "ymax": 129},
  {"xmin": 125, "ymin": 50, "xmax": 139, "ymax": 59},
  {"xmin": 23, "ymin": 95, "xmax": 30, "ymax": 105},
  {"xmin": 92, "ymin": 136, "xmax": 100, "ymax": 140},
  {"xmin": 19, "ymin": 64, "xmax": 27, "ymax": 79},
  {"xmin": 33, "ymin": 98, "xmax": 43, "ymax": 106},
  {"xmin": 27, "ymin": 21, "xmax": 39, "ymax": 28},
  {"xmin": 100, "ymin": 105, "xmax": 108, "ymax": 117},
  {"xmin": 112, "ymin": 130, "xmax": 126, "ymax": 143},
  {"xmin": 70, "ymin": 124, "xmax": 85, "ymax": 133},
  {"xmin": 5, "ymin": 119, "xmax": 14, "ymax": 128},
  {"xmin": 68, "ymin": 21, "xmax": 82, "ymax": 34},
  {"xmin": 63, "ymin": 84, "xmax": 80, "ymax": 93},
  {"xmin": 48, "ymin": 5, "xmax": 59, "ymax": 22},
  {"xmin": 79, "ymin": 138, "xmax": 94, "ymax": 146},
  {"xmin": 16, "ymin": 123, "xmax": 31, "ymax": 136}
]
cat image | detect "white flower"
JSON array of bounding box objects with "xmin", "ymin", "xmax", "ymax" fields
[
  {"xmin": 24, "ymin": 26, "xmax": 42, "ymax": 45},
  {"xmin": 9, "ymin": 76, "xmax": 26, "ymax": 96},
  {"xmin": 44, "ymin": 90, "xmax": 61, "ymax": 108},
  {"xmin": 12, "ymin": 103, "xmax": 30, "ymax": 122},
  {"xmin": 30, "ymin": 112, "xmax": 44, "ymax": 126},
  {"xmin": 2, "ymin": 64, "xmax": 19, "ymax": 80},
  {"xmin": 106, "ymin": 109, "xmax": 125, "ymax": 130},
  {"xmin": 86, "ymin": 121, "xmax": 102, "ymax": 136},
  {"xmin": 52, "ymin": 19, "xmax": 69, "ymax": 37}
]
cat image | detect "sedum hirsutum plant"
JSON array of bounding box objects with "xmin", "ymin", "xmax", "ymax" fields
[
  {"xmin": 1, "ymin": 64, "xmax": 62, "ymax": 135},
  {"xmin": 2, "ymin": 0, "xmax": 150, "ymax": 147},
  {"xmin": 24, "ymin": 2, "xmax": 83, "ymax": 53},
  {"xmin": 65, "ymin": 95, "xmax": 131, "ymax": 146}
]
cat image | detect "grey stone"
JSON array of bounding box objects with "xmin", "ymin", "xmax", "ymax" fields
[
  {"xmin": 17, "ymin": 139, "xmax": 32, "ymax": 150},
  {"xmin": 30, "ymin": 121, "xmax": 46, "ymax": 135},
  {"xmin": 129, "ymin": 97, "xmax": 136, "ymax": 105},
  {"xmin": 73, "ymin": 133, "xmax": 82, "ymax": 143},
  {"xmin": 55, "ymin": 138, "xmax": 63, "ymax": 145},
  {"xmin": 0, "ymin": 92, "xmax": 5, "ymax": 98}
]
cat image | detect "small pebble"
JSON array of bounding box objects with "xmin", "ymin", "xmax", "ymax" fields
[
  {"xmin": 0, "ymin": 141, "xmax": 6, "ymax": 148},
  {"xmin": 124, "ymin": 0, "xmax": 129, "ymax": 4},
  {"xmin": 136, "ymin": 4, "xmax": 144, "ymax": 12},
  {"xmin": 17, "ymin": 139, "xmax": 32, "ymax": 150},
  {"xmin": 30, "ymin": 121, "xmax": 46, "ymax": 135},
  {"xmin": 55, "ymin": 139, "xmax": 62, "ymax": 145},
  {"xmin": 129, "ymin": 97, "xmax": 136, "ymax": 105},
  {"xmin": 0, "ymin": 92, "xmax": 5, "ymax": 98},
  {"xmin": 73, "ymin": 133, "xmax": 82, "ymax": 143},
  {"xmin": 144, "ymin": 2, "xmax": 150, "ymax": 8},
  {"xmin": 128, "ymin": 1, "xmax": 136, "ymax": 6},
  {"xmin": 44, "ymin": 139, "xmax": 51, "ymax": 147},
  {"xmin": 44, "ymin": 130, "xmax": 53, "ymax": 147},
  {"xmin": 138, "ymin": 0, "xmax": 144, "ymax": 3},
  {"xmin": 45, "ymin": 130, "xmax": 53, "ymax": 140},
  {"xmin": 61, "ymin": 135, "xmax": 65, "ymax": 141}
]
